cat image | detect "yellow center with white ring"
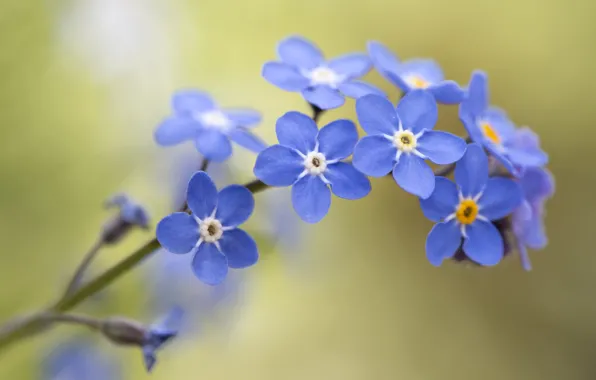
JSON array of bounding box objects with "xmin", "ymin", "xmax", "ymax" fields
[
  {"xmin": 303, "ymin": 151, "xmax": 327, "ymax": 175},
  {"xmin": 392, "ymin": 130, "xmax": 418, "ymax": 153},
  {"xmin": 199, "ymin": 217, "xmax": 223, "ymax": 243}
]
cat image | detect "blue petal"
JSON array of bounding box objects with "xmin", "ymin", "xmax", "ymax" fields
[
  {"xmin": 154, "ymin": 116, "xmax": 199, "ymax": 146},
  {"xmin": 459, "ymin": 111, "xmax": 484, "ymax": 143},
  {"xmin": 228, "ymin": 128, "xmax": 268, "ymax": 153},
  {"xmin": 277, "ymin": 36, "xmax": 324, "ymax": 70},
  {"xmin": 429, "ymin": 81, "xmax": 465, "ymax": 104},
  {"xmin": 301, "ymin": 86, "xmax": 345, "ymax": 110},
  {"xmin": 386, "ymin": 71, "xmax": 411, "ymax": 92},
  {"xmin": 506, "ymin": 146, "xmax": 548, "ymax": 168},
  {"xmin": 419, "ymin": 177, "xmax": 459, "ymax": 222},
  {"xmin": 215, "ymin": 185, "xmax": 254, "ymax": 227},
  {"xmin": 454, "ymin": 143, "xmax": 489, "ymax": 197},
  {"xmin": 254, "ymin": 145, "xmax": 304, "ymax": 186},
  {"xmin": 392, "ymin": 154, "xmax": 435, "ymax": 199},
  {"xmin": 461, "ymin": 70, "xmax": 488, "ymax": 116},
  {"xmin": 355, "ymin": 94, "xmax": 400, "ymax": 135},
  {"xmin": 222, "ymin": 108, "xmax": 262, "ymax": 127},
  {"xmin": 462, "ymin": 221, "xmax": 503, "ymax": 266},
  {"xmin": 366, "ymin": 41, "xmax": 401, "ymax": 84},
  {"xmin": 327, "ymin": 53, "xmax": 371, "ymax": 79},
  {"xmin": 352, "ymin": 135, "xmax": 396, "ymax": 177},
  {"xmin": 519, "ymin": 166, "xmax": 555, "ymax": 201},
  {"xmin": 480, "ymin": 107, "xmax": 515, "ymax": 141},
  {"xmin": 191, "ymin": 243, "xmax": 228, "ymax": 285},
  {"xmin": 156, "ymin": 213, "xmax": 199, "ymax": 254},
  {"xmin": 275, "ymin": 111, "xmax": 318, "ymax": 153},
  {"xmin": 397, "ymin": 59, "xmax": 444, "ymax": 84},
  {"xmin": 417, "ymin": 131, "xmax": 467, "ymax": 164},
  {"xmin": 425, "ymin": 221, "xmax": 462, "ymax": 266},
  {"xmin": 187, "ymin": 171, "xmax": 218, "ymax": 219},
  {"xmin": 325, "ymin": 162, "xmax": 371, "ymax": 200},
  {"xmin": 143, "ymin": 347, "xmax": 157, "ymax": 372},
  {"xmin": 317, "ymin": 119, "xmax": 358, "ymax": 161},
  {"xmin": 396, "ymin": 90, "xmax": 438, "ymax": 134},
  {"xmin": 485, "ymin": 144, "xmax": 519, "ymax": 176},
  {"xmin": 195, "ymin": 129, "xmax": 232, "ymax": 162},
  {"xmin": 478, "ymin": 177, "xmax": 523, "ymax": 220},
  {"xmin": 172, "ymin": 89, "xmax": 216, "ymax": 114},
  {"xmin": 291, "ymin": 175, "xmax": 331, "ymax": 223},
  {"xmin": 521, "ymin": 211, "xmax": 549, "ymax": 249},
  {"xmin": 338, "ymin": 80, "xmax": 387, "ymax": 99},
  {"xmin": 262, "ymin": 62, "xmax": 310, "ymax": 91},
  {"xmin": 218, "ymin": 228, "xmax": 258, "ymax": 269}
]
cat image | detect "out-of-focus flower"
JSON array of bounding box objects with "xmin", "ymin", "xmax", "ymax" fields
[
  {"xmin": 42, "ymin": 339, "xmax": 120, "ymax": 380},
  {"xmin": 262, "ymin": 36, "xmax": 384, "ymax": 109},
  {"xmin": 420, "ymin": 144, "xmax": 523, "ymax": 266},
  {"xmin": 352, "ymin": 92, "xmax": 466, "ymax": 198},
  {"xmin": 102, "ymin": 193, "xmax": 150, "ymax": 244},
  {"xmin": 254, "ymin": 112, "xmax": 371, "ymax": 223},
  {"xmin": 367, "ymin": 41, "xmax": 465, "ymax": 104}
]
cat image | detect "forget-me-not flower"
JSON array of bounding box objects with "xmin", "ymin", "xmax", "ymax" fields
[
  {"xmin": 154, "ymin": 90, "xmax": 267, "ymax": 162},
  {"xmin": 156, "ymin": 171, "xmax": 258, "ymax": 285},
  {"xmin": 352, "ymin": 91, "xmax": 467, "ymax": 199},
  {"xmin": 420, "ymin": 144, "xmax": 523, "ymax": 266},
  {"xmin": 254, "ymin": 112, "xmax": 371, "ymax": 223},
  {"xmin": 43, "ymin": 340, "xmax": 120, "ymax": 380},
  {"xmin": 367, "ymin": 41, "xmax": 465, "ymax": 104},
  {"xmin": 262, "ymin": 35, "xmax": 384, "ymax": 110}
]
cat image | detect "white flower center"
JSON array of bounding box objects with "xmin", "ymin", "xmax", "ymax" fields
[
  {"xmin": 199, "ymin": 217, "xmax": 223, "ymax": 243},
  {"xmin": 303, "ymin": 151, "xmax": 327, "ymax": 175},
  {"xmin": 197, "ymin": 110, "xmax": 230, "ymax": 129},
  {"xmin": 393, "ymin": 130, "xmax": 417, "ymax": 152},
  {"xmin": 307, "ymin": 66, "xmax": 341, "ymax": 87}
]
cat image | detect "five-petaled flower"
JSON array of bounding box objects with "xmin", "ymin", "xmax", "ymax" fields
[
  {"xmin": 352, "ymin": 91, "xmax": 467, "ymax": 199},
  {"xmin": 459, "ymin": 71, "xmax": 548, "ymax": 175},
  {"xmin": 253, "ymin": 111, "xmax": 371, "ymax": 223},
  {"xmin": 420, "ymin": 143, "xmax": 523, "ymax": 266},
  {"xmin": 367, "ymin": 41, "xmax": 465, "ymax": 104},
  {"xmin": 156, "ymin": 171, "xmax": 259, "ymax": 285},
  {"xmin": 154, "ymin": 90, "xmax": 267, "ymax": 162},
  {"xmin": 262, "ymin": 35, "xmax": 384, "ymax": 110}
]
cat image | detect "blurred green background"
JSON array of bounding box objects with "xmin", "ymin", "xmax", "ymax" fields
[{"xmin": 0, "ymin": 0, "xmax": 594, "ymax": 378}]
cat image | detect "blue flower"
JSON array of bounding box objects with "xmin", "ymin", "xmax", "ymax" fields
[
  {"xmin": 459, "ymin": 71, "xmax": 548, "ymax": 175},
  {"xmin": 43, "ymin": 340, "xmax": 120, "ymax": 380},
  {"xmin": 420, "ymin": 143, "xmax": 523, "ymax": 266},
  {"xmin": 154, "ymin": 90, "xmax": 267, "ymax": 162},
  {"xmin": 352, "ymin": 91, "xmax": 467, "ymax": 199},
  {"xmin": 105, "ymin": 193, "xmax": 150, "ymax": 228},
  {"xmin": 262, "ymin": 35, "xmax": 384, "ymax": 110},
  {"xmin": 141, "ymin": 308, "xmax": 183, "ymax": 372},
  {"xmin": 253, "ymin": 112, "xmax": 371, "ymax": 223},
  {"xmin": 367, "ymin": 41, "xmax": 465, "ymax": 104},
  {"xmin": 156, "ymin": 171, "xmax": 258, "ymax": 285}
]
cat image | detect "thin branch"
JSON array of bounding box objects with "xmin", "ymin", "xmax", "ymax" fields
[
  {"xmin": 40, "ymin": 312, "xmax": 103, "ymax": 330},
  {"xmin": 61, "ymin": 238, "xmax": 105, "ymax": 299}
]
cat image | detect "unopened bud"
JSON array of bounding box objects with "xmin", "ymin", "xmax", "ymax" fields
[
  {"xmin": 100, "ymin": 317, "xmax": 147, "ymax": 347},
  {"xmin": 101, "ymin": 193, "xmax": 151, "ymax": 244}
]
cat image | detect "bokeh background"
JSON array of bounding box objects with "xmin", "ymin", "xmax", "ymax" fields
[{"xmin": 0, "ymin": 0, "xmax": 593, "ymax": 378}]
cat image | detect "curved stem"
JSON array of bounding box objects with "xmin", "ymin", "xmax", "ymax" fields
[{"xmin": 61, "ymin": 238, "xmax": 105, "ymax": 299}]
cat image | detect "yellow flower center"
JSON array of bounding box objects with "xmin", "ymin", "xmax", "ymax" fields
[
  {"xmin": 406, "ymin": 75, "xmax": 430, "ymax": 89},
  {"xmin": 456, "ymin": 199, "xmax": 479, "ymax": 225},
  {"xmin": 393, "ymin": 130, "xmax": 417, "ymax": 153},
  {"xmin": 481, "ymin": 122, "xmax": 501, "ymax": 144}
]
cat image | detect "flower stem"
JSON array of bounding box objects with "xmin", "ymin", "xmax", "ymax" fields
[
  {"xmin": 40, "ymin": 312, "xmax": 103, "ymax": 330},
  {"xmin": 61, "ymin": 238, "xmax": 105, "ymax": 299}
]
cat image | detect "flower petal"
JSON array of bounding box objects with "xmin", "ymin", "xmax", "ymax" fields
[
  {"xmin": 154, "ymin": 116, "xmax": 199, "ymax": 146},
  {"xmin": 419, "ymin": 177, "xmax": 459, "ymax": 222},
  {"xmin": 478, "ymin": 177, "xmax": 523, "ymax": 220},
  {"xmin": 291, "ymin": 175, "xmax": 331, "ymax": 223},
  {"xmin": 228, "ymin": 128, "xmax": 268, "ymax": 153},
  {"xmin": 352, "ymin": 135, "xmax": 396, "ymax": 177},
  {"xmin": 262, "ymin": 62, "xmax": 310, "ymax": 91},
  {"xmin": 398, "ymin": 59, "xmax": 444, "ymax": 85},
  {"xmin": 254, "ymin": 145, "xmax": 304, "ymax": 186},
  {"xmin": 462, "ymin": 220, "xmax": 504, "ymax": 266},
  {"xmin": 195, "ymin": 129, "xmax": 232, "ymax": 162},
  {"xmin": 366, "ymin": 41, "xmax": 401, "ymax": 84},
  {"xmin": 218, "ymin": 228, "xmax": 258, "ymax": 269},
  {"xmin": 275, "ymin": 111, "xmax": 318, "ymax": 153},
  {"xmin": 485, "ymin": 144, "xmax": 518, "ymax": 176},
  {"xmin": 277, "ymin": 36, "xmax": 324, "ymax": 70},
  {"xmin": 317, "ymin": 119, "xmax": 358, "ymax": 161},
  {"xmin": 156, "ymin": 213, "xmax": 199, "ymax": 254},
  {"xmin": 327, "ymin": 53, "xmax": 371, "ymax": 79},
  {"xmin": 461, "ymin": 70, "xmax": 488, "ymax": 116},
  {"xmin": 396, "ymin": 89, "xmax": 438, "ymax": 134},
  {"xmin": 215, "ymin": 185, "xmax": 254, "ymax": 227},
  {"xmin": 172, "ymin": 90, "xmax": 216, "ymax": 114},
  {"xmin": 301, "ymin": 86, "xmax": 345, "ymax": 110},
  {"xmin": 355, "ymin": 94, "xmax": 399, "ymax": 135},
  {"xmin": 425, "ymin": 221, "xmax": 462, "ymax": 266},
  {"xmin": 187, "ymin": 171, "xmax": 218, "ymax": 219},
  {"xmin": 481, "ymin": 107, "xmax": 515, "ymax": 141},
  {"xmin": 325, "ymin": 162, "xmax": 371, "ymax": 200},
  {"xmin": 191, "ymin": 243, "xmax": 228, "ymax": 285},
  {"xmin": 222, "ymin": 108, "xmax": 262, "ymax": 127},
  {"xmin": 429, "ymin": 81, "xmax": 465, "ymax": 104},
  {"xmin": 454, "ymin": 143, "xmax": 489, "ymax": 197},
  {"xmin": 506, "ymin": 146, "xmax": 548, "ymax": 168},
  {"xmin": 416, "ymin": 131, "xmax": 467, "ymax": 164},
  {"xmin": 392, "ymin": 154, "xmax": 435, "ymax": 199},
  {"xmin": 338, "ymin": 80, "xmax": 387, "ymax": 99}
]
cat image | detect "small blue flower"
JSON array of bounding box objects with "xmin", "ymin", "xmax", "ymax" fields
[
  {"xmin": 105, "ymin": 193, "xmax": 150, "ymax": 228},
  {"xmin": 420, "ymin": 143, "xmax": 523, "ymax": 266},
  {"xmin": 352, "ymin": 91, "xmax": 467, "ymax": 199},
  {"xmin": 156, "ymin": 171, "xmax": 258, "ymax": 285},
  {"xmin": 367, "ymin": 41, "xmax": 465, "ymax": 104},
  {"xmin": 253, "ymin": 112, "xmax": 371, "ymax": 223},
  {"xmin": 262, "ymin": 35, "xmax": 384, "ymax": 110},
  {"xmin": 459, "ymin": 71, "xmax": 548, "ymax": 175},
  {"xmin": 154, "ymin": 90, "xmax": 267, "ymax": 162},
  {"xmin": 141, "ymin": 307, "xmax": 183, "ymax": 372},
  {"xmin": 43, "ymin": 340, "xmax": 120, "ymax": 380}
]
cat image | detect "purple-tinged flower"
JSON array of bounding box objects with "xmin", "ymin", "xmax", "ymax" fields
[
  {"xmin": 367, "ymin": 41, "xmax": 465, "ymax": 104},
  {"xmin": 43, "ymin": 340, "xmax": 120, "ymax": 380},
  {"xmin": 352, "ymin": 91, "xmax": 467, "ymax": 199},
  {"xmin": 459, "ymin": 71, "xmax": 548, "ymax": 175},
  {"xmin": 102, "ymin": 193, "xmax": 150, "ymax": 243},
  {"xmin": 254, "ymin": 112, "xmax": 371, "ymax": 223},
  {"xmin": 156, "ymin": 171, "xmax": 258, "ymax": 285},
  {"xmin": 262, "ymin": 35, "xmax": 384, "ymax": 110},
  {"xmin": 154, "ymin": 90, "xmax": 267, "ymax": 162},
  {"xmin": 420, "ymin": 144, "xmax": 523, "ymax": 266}
]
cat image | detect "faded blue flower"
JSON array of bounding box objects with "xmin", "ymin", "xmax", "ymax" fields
[
  {"xmin": 420, "ymin": 143, "xmax": 523, "ymax": 266},
  {"xmin": 367, "ymin": 41, "xmax": 465, "ymax": 104},
  {"xmin": 141, "ymin": 308, "xmax": 183, "ymax": 372},
  {"xmin": 156, "ymin": 171, "xmax": 258, "ymax": 285},
  {"xmin": 262, "ymin": 35, "xmax": 384, "ymax": 110},
  {"xmin": 154, "ymin": 90, "xmax": 267, "ymax": 162},
  {"xmin": 352, "ymin": 91, "xmax": 467, "ymax": 199},
  {"xmin": 105, "ymin": 193, "xmax": 150, "ymax": 228},
  {"xmin": 43, "ymin": 340, "xmax": 120, "ymax": 380},
  {"xmin": 254, "ymin": 112, "xmax": 371, "ymax": 223}
]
